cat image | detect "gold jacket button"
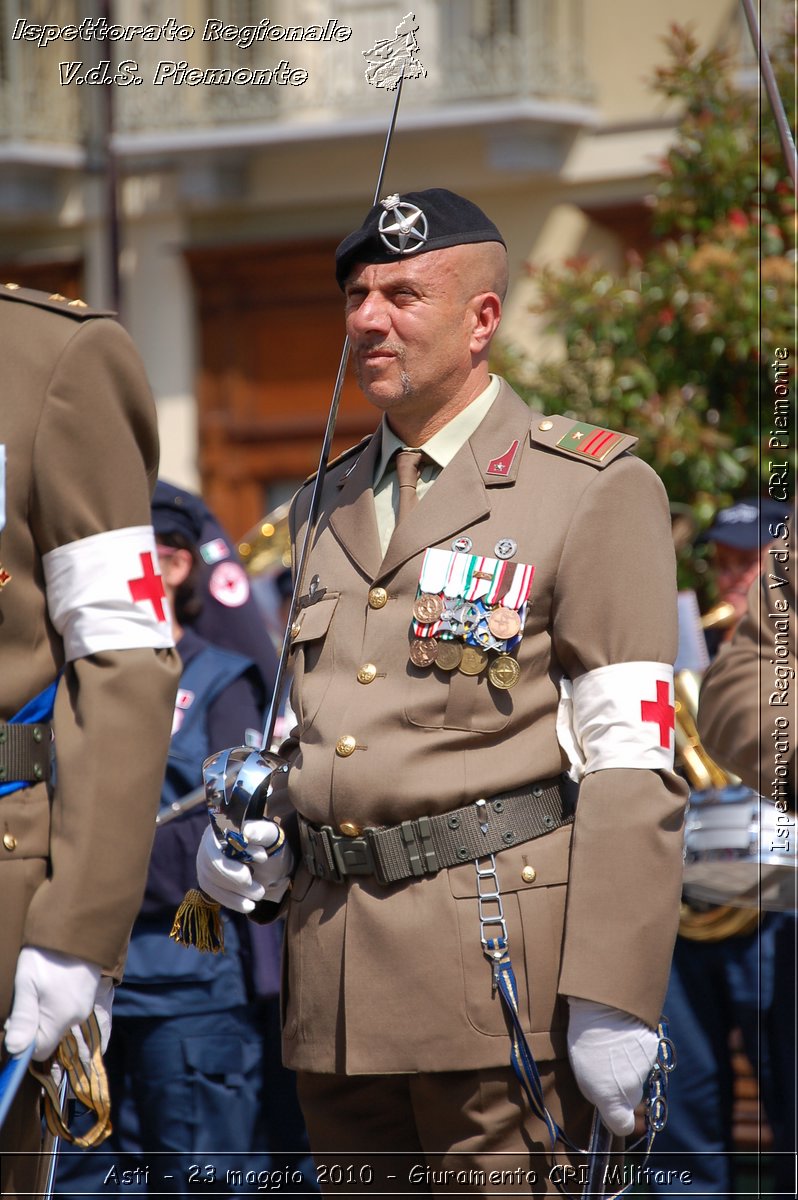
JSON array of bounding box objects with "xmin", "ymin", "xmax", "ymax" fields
[
  {"xmin": 521, "ymin": 865, "xmax": 537, "ymax": 883},
  {"xmin": 368, "ymin": 587, "xmax": 388, "ymax": 609},
  {"xmin": 335, "ymin": 735, "xmax": 357, "ymax": 757},
  {"xmin": 290, "ymin": 621, "xmax": 302, "ymax": 638},
  {"xmin": 357, "ymin": 663, "xmax": 377, "ymax": 684},
  {"xmin": 339, "ymin": 820, "xmax": 362, "ymax": 837},
  {"xmin": 3, "ymin": 833, "xmax": 17, "ymax": 851},
  {"xmin": 538, "ymin": 420, "xmax": 553, "ymax": 432}
]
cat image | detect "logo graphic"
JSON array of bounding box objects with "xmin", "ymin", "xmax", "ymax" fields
[
  {"xmin": 378, "ymin": 194, "xmax": 429, "ymax": 255},
  {"xmin": 363, "ymin": 11, "xmax": 426, "ymax": 90}
]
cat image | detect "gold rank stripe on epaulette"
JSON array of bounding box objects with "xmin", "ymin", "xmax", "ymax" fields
[
  {"xmin": 302, "ymin": 436, "xmax": 372, "ymax": 489},
  {"xmin": 0, "ymin": 282, "xmax": 114, "ymax": 320},
  {"xmin": 530, "ymin": 415, "xmax": 637, "ymax": 468}
]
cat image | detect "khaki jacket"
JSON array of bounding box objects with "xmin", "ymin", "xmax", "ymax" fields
[
  {"xmin": 0, "ymin": 285, "xmax": 180, "ymax": 1019},
  {"xmin": 275, "ymin": 380, "xmax": 686, "ymax": 1074},
  {"xmin": 699, "ymin": 534, "xmax": 795, "ymax": 803}
]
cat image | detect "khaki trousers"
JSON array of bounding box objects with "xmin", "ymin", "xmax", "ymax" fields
[{"xmin": 297, "ymin": 1061, "xmax": 595, "ymax": 1196}]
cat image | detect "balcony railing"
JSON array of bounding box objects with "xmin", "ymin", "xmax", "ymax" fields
[{"xmin": 1, "ymin": 0, "xmax": 595, "ymax": 155}]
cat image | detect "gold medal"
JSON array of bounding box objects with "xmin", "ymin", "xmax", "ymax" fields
[
  {"xmin": 409, "ymin": 637, "xmax": 439, "ymax": 668},
  {"xmin": 459, "ymin": 646, "xmax": 488, "ymax": 676},
  {"xmin": 413, "ymin": 592, "xmax": 444, "ymax": 623},
  {"xmin": 488, "ymin": 655, "xmax": 521, "ymax": 690},
  {"xmin": 435, "ymin": 640, "xmax": 463, "ymax": 671},
  {"xmin": 487, "ymin": 606, "xmax": 522, "ymax": 639}
]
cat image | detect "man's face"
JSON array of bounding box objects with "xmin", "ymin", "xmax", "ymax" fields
[
  {"xmin": 712, "ymin": 542, "xmax": 765, "ymax": 619},
  {"xmin": 343, "ymin": 249, "xmax": 482, "ymax": 428}
]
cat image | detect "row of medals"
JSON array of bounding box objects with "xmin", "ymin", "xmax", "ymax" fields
[{"xmin": 408, "ymin": 592, "xmax": 522, "ymax": 690}]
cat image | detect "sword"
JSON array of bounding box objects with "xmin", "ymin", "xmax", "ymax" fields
[
  {"xmin": 740, "ymin": 0, "xmax": 797, "ymax": 188},
  {"xmin": 257, "ymin": 72, "xmax": 405, "ymax": 764},
  {"xmin": 201, "ymin": 72, "xmax": 411, "ymax": 857}
]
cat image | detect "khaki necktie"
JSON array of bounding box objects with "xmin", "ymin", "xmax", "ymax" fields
[{"xmin": 395, "ymin": 449, "xmax": 426, "ymax": 526}]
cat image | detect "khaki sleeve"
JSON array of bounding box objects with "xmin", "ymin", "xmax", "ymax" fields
[
  {"xmin": 553, "ymin": 457, "xmax": 688, "ymax": 1028},
  {"xmin": 30, "ymin": 317, "xmax": 159, "ymax": 550},
  {"xmin": 22, "ymin": 315, "xmax": 180, "ymax": 975},
  {"xmin": 698, "ymin": 538, "xmax": 796, "ymax": 805},
  {"xmin": 24, "ymin": 648, "xmax": 179, "ymax": 976}
]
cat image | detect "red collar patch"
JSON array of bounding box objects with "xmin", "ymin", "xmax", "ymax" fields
[{"xmin": 485, "ymin": 439, "xmax": 519, "ymax": 477}]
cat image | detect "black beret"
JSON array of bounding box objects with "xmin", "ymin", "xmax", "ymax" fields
[
  {"xmin": 335, "ymin": 188, "xmax": 506, "ymax": 288},
  {"xmin": 151, "ymin": 479, "xmax": 205, "ymax": 544}
]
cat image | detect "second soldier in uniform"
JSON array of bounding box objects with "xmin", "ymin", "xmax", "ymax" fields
[{"xmin": 197, "ymin": 190, "xmax": 687, "ymax": 1193}]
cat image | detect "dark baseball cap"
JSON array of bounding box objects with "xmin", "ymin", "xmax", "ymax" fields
[
  {"xmin": 151, "ymin": 479, "xmax": 205, "ymax": 544},
  {"xmin": 704, "ymin": 497, "xmax": 787, "ymax": 549},
  {"xmin": 335, "ymin": 188, "xmax": 506, "ymax": 288}
]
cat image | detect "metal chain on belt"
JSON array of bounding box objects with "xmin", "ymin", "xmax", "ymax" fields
[{"xmin": 474, "ymin": 837, "xmax": 677, "ymax": 1199}]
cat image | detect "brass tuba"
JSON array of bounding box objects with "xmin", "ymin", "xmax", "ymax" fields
[{"xmin": 676, "ymin": 602, "xmax": 760, "ymax": 940}]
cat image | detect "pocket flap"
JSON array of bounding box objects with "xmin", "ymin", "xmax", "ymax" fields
[
  {"xmin": 290, "ymin": 593, "xmax": 339, "ymax": 645},
  {"xmin": 447, "ymin": 824, "xmax": 571, "ymax": 897}
]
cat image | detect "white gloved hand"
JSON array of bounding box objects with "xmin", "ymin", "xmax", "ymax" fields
[
  {"xmin": 61, "ymin": 975, "xmax": 114, "ymax": 1082},
  {"xmin": 4, "ymin": 948, "xmax": 101, "ymax": 1061},
  {"xmin": 566, "ymin": 996, "xmax": 659, "ymax": 1137},
  {"xmin": 196, "ymin": 819, "xmax": 294, "ymax": 913},
  {"xmin": 93, "ymin": 976, "xmax": 114, "ymax": 1054}
]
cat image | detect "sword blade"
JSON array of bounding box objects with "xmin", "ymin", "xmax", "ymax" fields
[{"xmin": 258, "ymin": 73, "xmax": 407, "ymax": 762}]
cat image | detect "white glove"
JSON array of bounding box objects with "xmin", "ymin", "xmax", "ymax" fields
[
  {"xmin": 196, "ymin": 819, "xmax": 294, "ymax": 913},
  {"xmin": 4, "ymin": 948, "xmax": 101, "ymax": 1061},
  {"xmin": 50, "ymin": 976, "xmax": 115, "ymax": 1090},
  {"xmin": 566, "ymin": 996, "xmax": 659, "ymax": 1137}
]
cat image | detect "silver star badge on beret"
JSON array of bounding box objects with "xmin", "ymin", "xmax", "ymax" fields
[{"xmin": 378, "ymin": 194, "xmax": 429, "ymax": 255}]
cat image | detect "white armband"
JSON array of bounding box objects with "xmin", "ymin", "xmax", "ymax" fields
[
  {"xmin": 556, "ymin": 661, "xmax": 675, "ymax": 781},
  {"xmin": 43, "ymin": 526, "xmax": 174, "ymax": 661}
]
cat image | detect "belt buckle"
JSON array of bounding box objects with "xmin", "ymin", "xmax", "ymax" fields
[
  {"xmin": 329, "ymin": 829, "xmax": 376, "ymax": 879},
  {"xmin": 300, "ymin": 820, "xmax": 338, "ymax": 882}
]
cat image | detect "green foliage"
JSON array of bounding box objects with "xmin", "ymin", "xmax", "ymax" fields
[{"xmin": 499, "ymin": 22, "xmax": 796, "ymax": 593}]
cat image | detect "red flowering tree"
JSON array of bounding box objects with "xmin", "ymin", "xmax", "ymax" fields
[{"xmin": 498, "ymin": 23, "xmax": 795, "ymax": 591}]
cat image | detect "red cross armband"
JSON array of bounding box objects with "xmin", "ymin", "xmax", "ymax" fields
[
  {"xmin": 42, "ymin": 525, "xmax": 175, "ymax": 661},
  {"xmin": 555, "ymin": 662, "xmax": 676, "ymax": 780}
]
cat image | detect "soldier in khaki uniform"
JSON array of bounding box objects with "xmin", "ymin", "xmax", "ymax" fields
[
  {"xmin": 699, "ymin": 531, "xmax": 795, "ymax": 799},
  {"xmin": 197, "ymin": 191, "xmax": 687, "ymax": 1193},
  {"xmin": 0, "ymin": 284, "xmax": 180, "ymax": 1197}
]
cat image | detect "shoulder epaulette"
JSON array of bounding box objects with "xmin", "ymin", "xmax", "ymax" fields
[
  {"xmin": 0, "ymin": 282, "xmax": 114, "ymax": 320},
  {"xmin": 529, "ymin": 414, "xmax": 637, "ymax": 468},
  {"xmin": 302, "ymin": 435, "xmax": 372, "ymax": 488}
]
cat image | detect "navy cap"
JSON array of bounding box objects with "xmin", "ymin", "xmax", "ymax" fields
[
  {"xmin": 152, "ymin": 479, "xmax": 279, "ymax": 697},
  {"xmin": 704, "ymin": 497, "xmax": 787, "ymax": 549},
  {"xmin": 335, "ymin": 188, "xmax": 506, "ymax": 288},
  {"xmin": 151, "ymin": 479, "xmax": 205, "ymax": 544}
]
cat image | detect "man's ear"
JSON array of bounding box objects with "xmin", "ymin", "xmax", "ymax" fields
[{"xmin": 469, "ymin": 292, "xmax": 502, "ymax": 354}]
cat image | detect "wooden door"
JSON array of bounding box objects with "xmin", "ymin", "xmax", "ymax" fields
[{"xmin": 185, "ymin": 239, "xmax": 374, "ymax": 541}]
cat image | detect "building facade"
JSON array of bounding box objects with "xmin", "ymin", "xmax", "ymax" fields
[{"xmin": 0, "ymin": 0, "xmax": 772, "ymax": 537}]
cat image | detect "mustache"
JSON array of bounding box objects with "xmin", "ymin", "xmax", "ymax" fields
[{"xmin": 355, "ymin": 341, "xmax": 405, "ymax": 359}]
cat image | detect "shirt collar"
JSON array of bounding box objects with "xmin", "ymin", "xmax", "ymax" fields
[{"xmin": 374, "ymin": 375, "xmax": 500, "ymax": 486}]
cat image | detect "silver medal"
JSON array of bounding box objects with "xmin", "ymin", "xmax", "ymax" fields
[{"xmin": 494, "ymin": 538, "xmax": 517, "ymax": 560}]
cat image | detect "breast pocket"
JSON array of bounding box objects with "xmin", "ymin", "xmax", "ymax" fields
[
  {"xmin": 404, "ymin": 662, "xmax": 514, "ymax": 733},
  {"xmin": 289, "ymin": 592, "xmax": 339, "ymax": 729},
  {"xmin": 447, "ymin": 826, "xmax": 572, "ymax": 1037}
]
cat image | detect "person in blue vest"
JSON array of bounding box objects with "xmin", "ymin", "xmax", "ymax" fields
[{"xmin": 56, "ymin": 483, "xmax": 276, "ymax": 1194}]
